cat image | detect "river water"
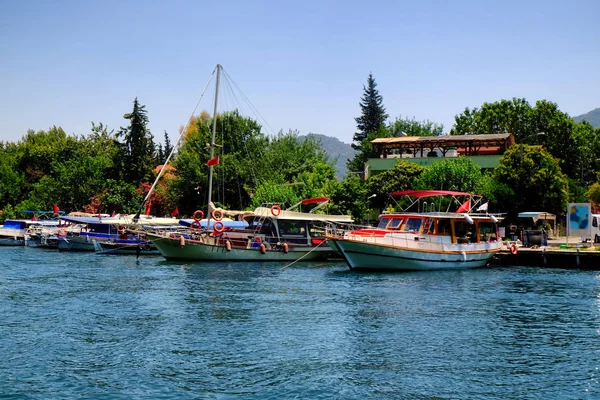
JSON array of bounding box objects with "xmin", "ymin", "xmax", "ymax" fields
[{"xmin": 1, "ymin": 247, "xmax": 599, "ymax": 399}]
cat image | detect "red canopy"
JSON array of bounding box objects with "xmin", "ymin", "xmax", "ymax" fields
[
  {"xmin": 389, "ymin": 190, "xmax": 482, "ymax": 198},
  {"xmin": 301, "ymin": 197, "xmax": 329, "ymax": 205}
]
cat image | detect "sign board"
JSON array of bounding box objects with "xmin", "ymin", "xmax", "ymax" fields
[{"xmin": 567, "ymin": 203, "xmax": 591, "ymax": 237}]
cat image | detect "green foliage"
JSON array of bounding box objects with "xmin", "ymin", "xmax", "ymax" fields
[
  {"xmin": 117, "ymin": 98, "xmax": 155, "ymax": 186},
  {"xmin": 250, "ymin": 181, "xmax": 299, "ymax": 208},
  {"xmin": 368, "ymin": 160, "xmax": 425, "ymax": 209},
  {"xmin": 585, "ymin": 182, "xmax": 600, "ymax": 208},
  {"xmin": 389, "ymin": 115, "xmax": 444, "ymax": 136},
  {"xmin": 492, "ymin": 145, "xmax": 568, "ymax": 218},
  {"xmin": 416, "ymin": 157, "xmax": 483, "ymax": 193},
  {"xmin": 325, "ymin": 175, "xmax": 369, "ymax": 222},
  {"xmin": 352, "ymin": 73, "xmax": 388, "ymax": 150}
]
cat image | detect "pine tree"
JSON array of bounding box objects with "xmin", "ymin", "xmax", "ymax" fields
[
  {"xmin": 352, "ymin": 73, "xmax": 388, "ymax": 151},
  {"xmin": 163, "ymin": 130, "xmax": 173, "ymax": 159},
  {"xmin": 118, "ymin": 98, "xmax": 155, "ymax": 185}
]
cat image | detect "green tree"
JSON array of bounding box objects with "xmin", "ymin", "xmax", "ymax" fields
[
  {"xmin": 117, "ymin": 98, "xmax": 155, "ymax": 186},
  {"xmin": 416, "ymin": 157, "xmax": 484, "ymax": 193},
  {"xmin": 389, "ymin": 116, "xmax": 444, "ymax": 136},
  {"xmin": 368, "ymin": 160, "xmax": 425, "ymax": 210},
  {"xmin": 493, "ymin": 145, "xmax": 568, "ymax": 218},
  {"xmin": 325, "ymin": 175, "xmax": 369, "ymax": 222},
  {"xmin": 348, "ymin": 73, "xmax": 388, "ymax": 174}
]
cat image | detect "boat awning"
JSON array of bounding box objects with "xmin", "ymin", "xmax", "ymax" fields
[
  {"xmin": 390, "ymin": 190, "xmax": 482, "ymax": 198},
  {"xmin": 517, "ymin": 212, "xmax": 556, "ymax": 224}
]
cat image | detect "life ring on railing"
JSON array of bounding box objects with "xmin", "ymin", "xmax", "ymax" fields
[
  {"xmin": 193, "ymin": 210, "xmax": 204, "ymax": 221},
  {"xmin": 510, "ymin": 243, "xmax": 518, "ymax": 255},
  {"xmin": 190, "ymin": 221, "xmax": 201, "ymax": 232},
  {"xmin": 118, "ymin": 225, "xmax": 125, "ymax": 234},
  {"xmin": 270, "ymin": 205, "xmax": 281, "ymax": 216},
  {"xmin": 212, "ymin": 210, "xmax": 223, "ymax": 221},
  {"xmin": 57, "ymin": 228, "xmax": 67, "ymax": 237},
  {"xmin": 213, "ymin": 221, "xmax": 225, "ymax": 234}
]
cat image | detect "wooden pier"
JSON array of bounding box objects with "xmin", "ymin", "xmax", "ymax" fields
[{"xmin": 494, "ymin": 247, "xmax": 600, "ymax": 269}]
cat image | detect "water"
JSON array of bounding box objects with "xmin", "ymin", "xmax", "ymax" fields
[{"xmin": 1, "ymin": 247, "xmax": 599, "ymax": 399}]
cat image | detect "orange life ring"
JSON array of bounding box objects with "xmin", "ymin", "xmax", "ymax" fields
[
  {"xmin": 190, "ymin": 221, "xmax": 201, "ymax": 232},
  {"xmin": 213, "ymin": 221, "xmax": 225, "ymax": 234},
  {"xmin": 270, "ymin": 205, "xmax": 281, "ymax": 216},
  {"xmin": 118, "ymin": 225, "xmax": 125, "ymax": 234},
  {"xmin": 259, "ymin": 243, "xmax": 266, "ymax": 254},
  {"xmin": 212, "ymin": 210, "xmax": 223, "ymax": 221},
  {"xmin": 510, "ymin": 243, "xmax": 518, "ymax": 255},
  {"xmin": 193, "ymin": 210, "xmax": 204, "ymax": 221},
  {"xmin": 57, "ymin": 228, "xmax": 67, "ymax": 237}
]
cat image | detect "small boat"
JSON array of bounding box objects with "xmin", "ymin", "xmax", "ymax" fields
[
  {"xmin": 92, "ymin": 239, "xmax": 159, "ymax": 255},
  {"xmin": 326, "ymin": 190, "xmax": 503, "ymax": 271},
  {"xmin": 1, "ymin": 219, "xmax": 60, "ymax": 246},
  {"xmin": 57, "ymin": 214, "xmax": 181, "ymax": 252},
  {"xmin": 148, "ymin": 199, "xmax": 353, "ymax": 261}
]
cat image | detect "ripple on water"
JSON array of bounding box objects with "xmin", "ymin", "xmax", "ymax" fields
[{"xmin": 1, "ymin": 250, "xmax": 600, "ymax": 399}]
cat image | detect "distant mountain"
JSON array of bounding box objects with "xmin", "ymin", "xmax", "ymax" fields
[
  {"xmin": 573, "ymin": 108, "xmax": 600, "ymax": 128},
  {"xmin": 299, "ymin": 133, "xmax": 357, "ymax": 178}
]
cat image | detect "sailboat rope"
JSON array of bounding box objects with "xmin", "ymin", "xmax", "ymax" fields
[{"xmin": 134, "ymin": 66, "xmax": 218, "ymax": 221}]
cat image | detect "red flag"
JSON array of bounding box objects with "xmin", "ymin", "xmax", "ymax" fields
[
  {"xmin": 206, "ymin": 156, "xmax": 219, "ymax": 166},
  {"xmin": 32, "ymin": 215, "xmax": 37, "ymax": 221},
  {"xmin": 111, "ymin": 211, "xmax": 116, "ymax": 217},
  {"xmin": 53, "ymin": 204, "xmax": 60, "ymax": 214},
  {"xmin": 456, "ymin": 199, "xmax": 471, "ymax": 213},
  {"xmin": 171, "ymin": 207, "xmax": 179, "ymax": 217}
]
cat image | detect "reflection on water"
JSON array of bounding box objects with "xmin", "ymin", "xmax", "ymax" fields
[{"xmin": 1, "ymin": 249, "xmax": 599, "ymax": 399}]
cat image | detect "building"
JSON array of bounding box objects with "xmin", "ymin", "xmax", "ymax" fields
[{"xmin": 365, "ymin": 133, "xmax": 515, "ymax": 179}]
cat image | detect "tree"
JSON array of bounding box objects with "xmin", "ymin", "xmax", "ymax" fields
[
  {"xmin": 493, "ymin": 145, "xmax": 568, "ymax": 218},
  {"xmin": 416, "ymin": 157, "xmax": 484, "ymax": 193},
  {"xmin": 348, "ymin": 73, "xmax": 388, "ymax": 174},
  {"xmin": 368, "ymin": 160, "xmax": 425, "ymax": 210},
  {"xmin": 353, "ymin": 73, "xmax": 388, "ymax": 149},
  {"xmin": 325, "ymin": 175, "xmax": 369, "ymax": 222},
  {"xmin": 389, "ymin": 116, "xmax": 444, "ymax": 136},
  {"xmin": 117, "ymin": 98, "xmax": 155, "ymax": 186}
]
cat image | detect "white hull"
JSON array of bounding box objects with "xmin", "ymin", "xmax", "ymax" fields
[
  {"xmin": 328, "ymin": 237, "xmax": 500, "ymax": 271},
  {"xmin": 0, "ymin": 229, "xmax": 25, "ymax": 246},
  {"xmin": 58, "ymin": 236, "xmax": 97, "ymax": 252},
  {"xmin": 149, "ymin": 234, "xmax": 333, "ymax": 262}
]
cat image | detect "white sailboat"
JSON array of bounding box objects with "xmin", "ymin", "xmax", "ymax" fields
[{"xmin": 147, "ymin": 64, "xmax": 353, "ymax": 261}]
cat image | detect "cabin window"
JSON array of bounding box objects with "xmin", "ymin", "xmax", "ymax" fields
[
  {"xmin": 478, "ymin": 221, "xmax": 497, "ymax": 242},
  {"xmin": 386, "ymin": 218, "xmax": 403, "ymax": 230},
  {"xmin": 377, "ymin": 217, "xmax": 391, "ymax": 229},
  {"xmin": 436, "ymin": 219, "xmax": 451, "ymax": 235},
  {"xmin": 403, "ymin": 218, "xmax": 423, "ymax": 233},
  {"xmin": 454, "ymin": 221, "xmax": 475, "ymax": 243},
  {"xmin": 278, "ymin": 221, "xmax": 307, "ymax": 236},
  {"xmin": 593, "ymin": 217, "xmax": 598, "ymax": 228}
]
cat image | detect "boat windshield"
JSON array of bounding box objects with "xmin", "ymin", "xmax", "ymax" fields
[
  {"xmin": 478, "ymin": 221, "xmax": 497, "ymax": 242},
  {"xmin": 377, "ymin": 217, "xmax": 391, "ymax": 229},
  {"xmin": 403, "ymin": 218, "xmax": 423, "ymax": 233}
]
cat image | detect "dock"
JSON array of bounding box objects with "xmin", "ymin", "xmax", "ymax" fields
[{"xmin": 494, "ymin": 237, "xmax": 600, "ymax": 269}]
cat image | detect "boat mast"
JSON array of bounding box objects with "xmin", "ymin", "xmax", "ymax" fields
[{"xmin": 207, "ymin": 64, "xmax": 221, "ymax": 212}]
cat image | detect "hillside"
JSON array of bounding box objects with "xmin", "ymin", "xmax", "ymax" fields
[
  {"xmin": 299, "ymin": 133, "xmax": 357, "ymax": 178},
  {"xmin": 573, "ymin": 108, "xmax": 600, "ymax": 127}
]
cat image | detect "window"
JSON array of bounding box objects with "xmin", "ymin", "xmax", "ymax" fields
[
  {"xmin": 436, "ymin": 219, "xmax": 451, "ymax": 235},
  {"xmin": 403, "ymin": 218, "xmax": 423, "ymax": 233},
  {"xmin": 278, "ymin": 221, "xmax": 307, "ymax": 236},
  {"xmin": 377, "ymin": 217, "xmax": 391, "ymax": 229},
  {"xmin": 593, "ymin": 217, "xmax": 598, "ymax": 228},
  {"xmin": 386, "ymin": 218, "xmax": 403, "ymax": 230},
  {"xmin": 478, "ymin": 222, "xmax": 497, "ymax": 242}
]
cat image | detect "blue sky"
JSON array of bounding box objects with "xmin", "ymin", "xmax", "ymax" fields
[{"xmin": 1, "ymin": 0, "xmax": 598, "ymax": 146}]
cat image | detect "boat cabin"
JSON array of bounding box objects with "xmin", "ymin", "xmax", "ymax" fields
[{"xmin": 377, "ymin": 214, "xmax": 498, "ymax": 244}]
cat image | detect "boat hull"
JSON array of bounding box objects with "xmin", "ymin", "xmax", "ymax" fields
[
  {"xmin": 328, "ymin": 238, "xmax": 499, "ymax": 271},
  {"xmin": 149, "ymin": 234, "xmax": 333, "ymax": 262},
  {"xmin": 58, "ymin": 236, "xmax": 96, "ymax": 252},
  {"xmin": 93, "ymin": 240, "xmax": 159, "ymax": 255}
]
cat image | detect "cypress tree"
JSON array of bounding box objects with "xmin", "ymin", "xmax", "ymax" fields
[
  {"xmin": 118, "ymin": 98, "xmax": 155, "ymax": 185},
  {"xmin": 352, "ymin": 73, "xmax": 388, "ymax": 151}
]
